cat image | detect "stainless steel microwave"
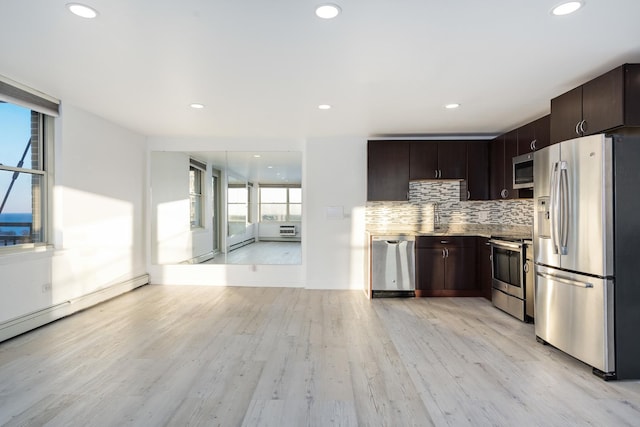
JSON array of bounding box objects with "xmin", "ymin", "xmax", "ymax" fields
[{"xmin": 513, "ymin": 152, "xmax": 534, "ymax": 189}]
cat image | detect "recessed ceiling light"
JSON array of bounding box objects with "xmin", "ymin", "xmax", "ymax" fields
[
  {"xmin": 315, "ymin": 4, "xmax": 341, "ymax": 19},
  {"xmin": 445, "ymin": 103, "xmax": 461, "ymax": 109},
  {"xmin": 66, "ymin": 3, "xmax": 99, "ymax": 19},
  {"xmin": 318, "ymin": 104, "xmax": 332, "ymax": 110},
  {"xmin": 190, "ymin": 103, "xmax": 205, "ymax": 109},
  {"xmin": 551, "ymin": 1, "xmax": 584, "ymax": 16},
  {"xmin": 253, "ymin": 154, "xmax": 261, "ymax": 158},
  {"xmin": 268, "ymin": 166, "xmax": 273, "ymax": 169}
]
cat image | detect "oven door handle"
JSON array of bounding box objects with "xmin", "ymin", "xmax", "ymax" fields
[{"xmin": 489, "ymin": 239, "xmax": 523, "ymax": 250}]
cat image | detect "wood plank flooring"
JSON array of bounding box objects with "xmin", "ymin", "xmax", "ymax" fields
[{"xmin": 1, "ymin": 285, "xmax": 639, "ymax": 426}]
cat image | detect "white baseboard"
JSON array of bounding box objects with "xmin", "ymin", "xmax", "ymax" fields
[{"xmin": 0, "ymin": 274, "xmax": 149, "ymax": 343}]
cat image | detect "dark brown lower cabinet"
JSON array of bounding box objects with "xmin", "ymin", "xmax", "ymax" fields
[
  {"xmin": 415, "ymin": 236, "xmax": 480, "ymax": 297},
  {"xmin": 476, "ymin": 237, "xmax": 492, "ymax": 300}
]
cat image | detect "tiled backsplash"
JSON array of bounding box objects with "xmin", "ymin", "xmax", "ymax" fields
[{"xmin": 366, "ymin": 180, "xmax": 533, "ymax": 229}]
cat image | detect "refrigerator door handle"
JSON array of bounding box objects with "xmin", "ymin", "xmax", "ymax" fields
[
  {"xmin": 536, "ymin": 271, "xmax": 593, "ymax": 289},
  {"xmin": 550, "ymin": 162, "xmax": 560, "ymax": 254},
  {"xmin": 559, "ymin": 162, "xmax": 569, "ymax": 255}
]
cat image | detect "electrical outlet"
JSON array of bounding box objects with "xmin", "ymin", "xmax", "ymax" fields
[{"xmin": 42, "ymin": 283, "xmax": 52, "ymax": 293}]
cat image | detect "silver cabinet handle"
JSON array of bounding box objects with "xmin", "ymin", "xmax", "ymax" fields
[
  {"xmin": 531, "ymin": 139, "xmax": 537, "ymax": 151},
  {"xmin": 445, "ymin": 248, "xmax": 449, "ymax": 257},
  {"xmin": 501, "ymin": 189, "xmax": 508, "ymax": 198},
  {"xmin": 440, "ymin": 240, "xmax": 449, "ymax": 244},
  {"xmin": 467, "ymin": 190, "xmax": 471, "ymax": 200},
  {"xmin": 435, "ymin": 169, "xmax": 439, "ymax": 178},
  {"xmin": 442, "ymin": 249, "xmax": 446, "ymax": 258},
  {"xmin": 575, "ymin": 119, "xmax": 587, "ymax": 135},
  {"xmin": 523, "ymin": 263, "xmax": 529, "ymax": 273}
]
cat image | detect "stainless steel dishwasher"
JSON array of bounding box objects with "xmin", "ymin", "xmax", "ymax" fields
[{"xmin": 371, "ymin": 235, "xmax": 415, "ymax": 297}]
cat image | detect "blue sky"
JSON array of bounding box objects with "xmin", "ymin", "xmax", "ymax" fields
[{"xmin": 0, "ymin": 102, "xmax": 33, "ymax": 213}]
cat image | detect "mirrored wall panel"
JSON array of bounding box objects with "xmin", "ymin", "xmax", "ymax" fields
[{"xmin": 151, "ymin": 151, "xmax": 302, "ymax": 265}]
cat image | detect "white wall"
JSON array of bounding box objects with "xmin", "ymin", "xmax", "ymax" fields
[
  {"xmin": 305, "ymin": 137, "xmax": 368, "ymax": 290},
  {"xmin": 0, "ymin": 104, "xmax": 147, "ymax": 325}
]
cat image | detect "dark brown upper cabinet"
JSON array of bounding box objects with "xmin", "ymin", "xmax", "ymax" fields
[
  {"xmin": 516, "ymin": 120, "xmax": 536, "ymax": 155},
  {"xmin": 410, "ymin": 141, "xmax": 467, "ymax": 180},
  {"xmin": 533, "ymin": 115, "xmax": 551, "ymax": 151},
  {"xmin": 466, "ymin": 141, "xmax": 489, "ymax": 200},
  {"xmin": 489, "ymin": 131, "xmax": 517, "ymax": 200},
  {"xmin": 367, "ymin": 141, "xmax": 410, "ymax": 201},
  {"xmin": 550, "ymin": 64, "xmax": 640, "ymax": 144},
  {"xmin": 517, "ymin": 115, "xmax": 550, "ymax": 155}
]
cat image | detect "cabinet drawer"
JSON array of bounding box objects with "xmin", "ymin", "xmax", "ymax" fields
[{"xmin": 416, "ymin": 236, "xmax": 475, "ymax": 248}]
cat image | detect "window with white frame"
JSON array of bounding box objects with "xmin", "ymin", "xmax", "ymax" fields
[
  {"xmin": 259, "ymin": 186, "xmax": 302, "ymax": 222},
  {"xmin": 189, "ymin": 159, "xmax": 205, "ymax": 229},
  {"xmin": 0, "ymin": 85, "xmax": 55, "ymax": 249}
]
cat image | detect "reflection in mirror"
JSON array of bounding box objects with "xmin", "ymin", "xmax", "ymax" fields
[
  {"xmin": 227, "ymin": 174, "xmax": 247, "ymax": 237},
  {"xmin": 150, "ymin": 151, "xmax": 302, "ymax": 265}
]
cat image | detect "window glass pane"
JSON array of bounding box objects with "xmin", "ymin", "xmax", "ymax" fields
[
  {"xmin": 260, "ymin": 204, "xmax": 287, "ymax": 221},
  {"xmin": 289, "ymin": 188, "xmax": 301, "ymax": 203},
  {"xmin": 228, "ymin": 187, "xmax": 247, "ymax": 203},
  {"xmin": 0, "ymin": 170, "xmax": 43, "ymax": 246},
  {"xmin": 289, "ymin": 204, "xmax": 302, "ymax": 221},
  {"xmin": 190, "ymin": 194, "xmax": 202, "ymax": 228},
  {"xmin": 260, "ymin": 187, "xmax": 286, "ymax": 203},
  {"xmin": 0, "ymin": 103, "xmax": 35, "ymax": 170},
  {"xmin": 189, "ymin": 167, "xmax": 202, "ymax": 194}
]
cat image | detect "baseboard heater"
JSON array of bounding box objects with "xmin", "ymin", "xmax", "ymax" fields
[
  {"xmin": 229, "ymin": 238, "xmax": 255, "ymax": 252},
  {"xmin": 279, "ymin": 225, "xmax": 296, "ymax": 237},
  {"xmin": 0, "ymin": 274, "xmax": 149, "ymax": 343}
]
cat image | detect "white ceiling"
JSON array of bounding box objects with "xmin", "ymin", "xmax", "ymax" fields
[
  {"xmin": 190, "ymin": 150, "xmax": 302, "ymax": 184},
  {"xmin": 2, "ymin": 0, "xmax": 640, "ymax": 139}
]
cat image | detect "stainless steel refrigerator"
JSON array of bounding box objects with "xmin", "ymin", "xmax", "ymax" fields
[{"xmin": 534, "ymin": 133, "xmax": 640, "ymax": 380}]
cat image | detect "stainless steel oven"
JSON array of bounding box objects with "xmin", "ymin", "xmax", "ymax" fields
[{"xmin": 490, "ymin": 237, "xmax": 532, "ymax": 322}]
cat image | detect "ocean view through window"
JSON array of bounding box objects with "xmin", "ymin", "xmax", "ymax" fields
[{"xmin": 0, "ymin": 101, "xmax": 47, "ymax": 248}]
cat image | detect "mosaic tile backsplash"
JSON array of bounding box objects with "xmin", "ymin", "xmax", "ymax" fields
[{"xmin": 366, "ymin": 180, "xmax": 534, "ymax": 229}]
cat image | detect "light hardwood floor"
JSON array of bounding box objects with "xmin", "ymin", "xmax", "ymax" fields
[{"xmin": 1, "ymin": 285, "xmax": 640, "ymax": 426}]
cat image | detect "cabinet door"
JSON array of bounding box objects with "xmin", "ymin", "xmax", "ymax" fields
[
  {"xmin": 503, "ymin": 130, "xmax": 518, "ymax": 199},
  {"xmin": 489, "ymin": 135, "xmax": 504, "ymax": 200},
  {"xmin": 533, "ymin": 115, "xmax": 551, "ymax": 150},
  {"xmin": 517, "ymin": 121, "xmax": 536, "ymax": 155},
  {"xmin": 582, "ymin": 65, "xmax": 624, "ymax": 135},
  {"xmin": 550, "ymin": 86, "xmax": 583, "ymax": 144},
  {"xmin": 476, "ymin": 237, "xmax": 492, "ymax": 299},
  {"xmin": 409, "ymin": 141, "xmax": 438, "ymax": 180},
  {"xmin": 367, "ymin": 141, "xmax": 410, "ymax": 201},
  {"xmin": 415, "ymin": 247, "xmax": 445, "ymax": 290},
  {"xmin": 466, "ymin": 141, "xmax": 489, "ymax": 200},
  {"xmin": 438, "ymin": 141, "xmax": 467, "ymax": 179},
  {"xmin": 444, "ymin": 240, "xmax": 477, "ymax": 291}
]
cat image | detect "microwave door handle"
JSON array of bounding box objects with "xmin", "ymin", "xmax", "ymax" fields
[{"xmin": 559, "ymin": 163, "xmax": 569, "ymax": 255}]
